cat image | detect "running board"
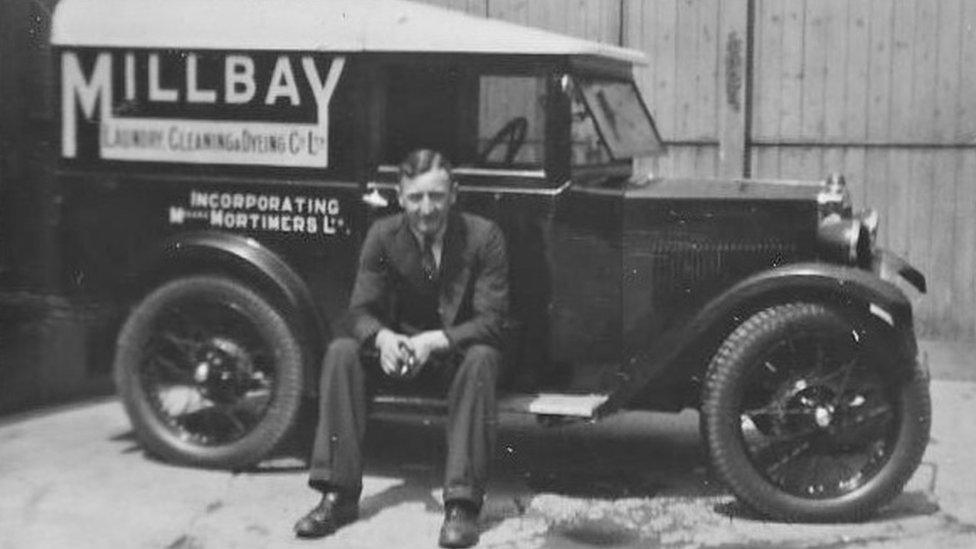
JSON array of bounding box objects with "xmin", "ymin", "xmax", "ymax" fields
[
  {"xmin": 371, "ymin": 393, "xmax": 610, "ymax": 419},
  {"xmin": 500, "ymin": 393, "xmax": 609, "ymax": 418}
]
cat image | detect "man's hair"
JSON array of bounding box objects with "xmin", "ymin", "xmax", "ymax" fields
[{"xmin": 398, "ymin": 149, "xmax": 453, "ymax": 182}]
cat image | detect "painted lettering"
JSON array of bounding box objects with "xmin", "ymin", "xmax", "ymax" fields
[
  {"xmin": 61, "ymin": 51, "xmax": 111, "ymax": 157},
  {"xmin": 124, "ymin": 53, "xmax": 136, "ymax": 100},
  {"xmin": 301, "ymin": 56, "xmax": 345, "ymax": 116},
  {"xmin": 148, "ymin": 54, "xmax": 178, "ymax": 102},
  {"xmin": 186, "ymin": 54, "xmax": 217, "ymax": 103},
  {"xmin": 62, "ymin": 51, "xmax": 346, "ymax": 168},
  {"xmin": 225, "ymin": 55, "xmax": 256, "ymax": 104},
  {"xmin": 264, "ymin": 56, "xmax": 300, "ymax": 106}
]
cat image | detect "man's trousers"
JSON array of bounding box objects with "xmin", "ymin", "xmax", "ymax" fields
[{"xmin": 307, "ymin": 337, "xmax": 501, "ymax": 507}]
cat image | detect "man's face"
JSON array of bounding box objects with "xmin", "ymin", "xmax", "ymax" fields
[{"xmin": 398, "ymin": 168, "xmax": 456, "ymax": 237}]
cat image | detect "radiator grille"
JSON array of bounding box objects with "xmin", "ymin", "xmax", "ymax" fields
[{"xmin": 627, "ymin": 231, "xmax": 799, "ymax": 294}]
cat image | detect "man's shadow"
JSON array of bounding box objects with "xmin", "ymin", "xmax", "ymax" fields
[
  {"xmin": 274, "ymin": 409, "xmax": 724, "ymax": 518},
  {"xmin": 110, "ymin": 408, "xmax": 942, "ymax": 528},
  {"xmin": 285, "ymin": 409, "xmax": 942, "ymax": 524}
]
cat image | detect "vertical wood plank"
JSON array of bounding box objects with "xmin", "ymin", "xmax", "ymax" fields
[
  {"xmin": 888, "ymin": 0, "xmax": 916, "ymax": 141},
  {"xmin": 778, "ymin": 0, "xmax": 804, "ymax": 140},
  {"xmin": 866, "ymin": 0, "xmax": 894, "ymax": 142},
  {"xmin": 933, "ymin": 0, "xmax": 963, "ymax": 142},
  {"xmin": 954, "ymin": 3, "xmax": 976, "ymax": 339},
  {"xmin": 842, "ymin": 147, "xmax": 867, "ymax": 205},
  {"xmin": 654, "ymin": 0, "xmax": 679, "ymax": 143},
  {"xmin": 749, "ymin": 148, "xmax": 762, "ymax": 177},
  {"xmin": 845, "ymin": 0, "xmax": 870, "ymax": 143},
  {"xmin": 954, "ymin": 150, "xmax": 976, "ymax": 340},
  {"xmin": 885, "ymin": 0, "xmax": 916, "ymax": 259},
  {"xmin": 929, "ymin": 149, "xmax": 959, "ymax": 334},
  {"xmin": 863, "ymin": 149, "xmax": 890, "ymax": 241},
  {"xmin": 753, "ymin": 149, "xmax": 776, "ymax": 179},
  {"xmin": 909, "ymin": 149, "xmax": 936, "ymax": 324},
  {"xmin": 718, "ymin": 0, "xmax": 749, "ymax": 177},
  {"xmin": 777, "ymin": 0, "xmax": 805, "ymax": 178},
  {"xmin": 796, "ymin": 0, "xmax": 829, "ymax": 178},
  {"xmin": 958, "ymin": 3, "xmax": 976, "ymax": 142},
  {"xmin": 779, "ymin": 0, "xmax": 819, "ymax": 179},
  {"xmin": 822, "ymin": 1, "xmax": 848, "ymax": 141},
  {"xmin": 800, "ymin": 0, "xmax": 827, "ymax": 141},
  {"xmin": 907, "ymin": 0, "xmax": 938, "ymax": 326},
  {"xmin": 822, "ymin": 148, "xmax": 844, "ymax": 179},
  {"xmin": 910, "ymin": 0, "xmax": 939, "ymax": 143},
  {"xmin": 929, "ymin": 0, "xmax": 965, "ymax": 336},
  {"xmin": 752, "ymin": 0, "xmax": 786, "ymax": 176},
  {"xmin": 695, "ymin": 0, "xmax": 720, "ymax": 143},
  {"xmin": 673, "ymin": 146, "xmax": 698, "ymax": 177},
  {"xmin": 884, "ymin": 152, "xmax": 909, "ymax": 256},
  {"xmin": 865, "ymin": 0, "xmax": 894, "ymax": 235},
  {"xmin": 675, "ymin": 0, "xmax": 699, "ymax": 139}
]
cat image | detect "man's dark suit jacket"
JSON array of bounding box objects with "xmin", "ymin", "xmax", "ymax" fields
[{"xmin": 345, "ymin": 211, "xmax": 510, "ymax": 351}]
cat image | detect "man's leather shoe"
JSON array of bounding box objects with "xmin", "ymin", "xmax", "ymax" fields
[
  {"xmin": 438, "ymin": 501, "xmax": 480, "ymax": 548},
  {"xmin": 294, "ymin": 492, "xmax": 359, "ymax": 538}
]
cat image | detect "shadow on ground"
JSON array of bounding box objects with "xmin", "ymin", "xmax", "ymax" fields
[
  {"xmin": 264, "ymin": 407, "xmax": 721, "ymax": 500},
  {"xmin": 108, "ymin": 406, "xmax": 717, "ymax": 499},
  {"xmin": 105, "ymin": 407, "xmax": 952, "ymax": 548}
]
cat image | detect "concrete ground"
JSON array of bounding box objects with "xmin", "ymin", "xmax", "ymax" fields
[{"xmin": 1, "ymin": 340, "xmax": 975, "ymax": 549}]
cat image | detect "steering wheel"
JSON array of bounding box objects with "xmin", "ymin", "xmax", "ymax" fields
[{"xmin": 479, "ymin": 117, "xmax": 528, "ymax": 166}]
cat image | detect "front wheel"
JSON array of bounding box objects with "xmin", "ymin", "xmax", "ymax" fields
[
  {"xmin": 701, "ymin": 302, "xmax": 930, "ymax": 521},
  {"xmin": 114, "ymin": 275, "xmax": 305, "ymax": 469}
]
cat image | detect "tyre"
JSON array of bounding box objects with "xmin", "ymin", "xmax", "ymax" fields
[
  {"xmin": 701, "ymin": 302, "xmax": 930, "ymax": 521},
  {"xmin": 114, "ymin": 275, "xmax": 305, "ymax": 469}
]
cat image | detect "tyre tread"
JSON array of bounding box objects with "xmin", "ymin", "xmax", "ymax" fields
[
  {"xmin": 702, "ymin": 302, "xmax": 931, "ymax": 522},
  {"xmin": 114, "ymin": 274, "xmax": 305, "ymax": 470}
]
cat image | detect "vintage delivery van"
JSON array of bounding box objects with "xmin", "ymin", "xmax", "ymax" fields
[{"xmin": 45, "ymin": 0, "xmax": 930, "ymax": 522}]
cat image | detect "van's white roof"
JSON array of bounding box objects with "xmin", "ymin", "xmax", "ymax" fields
[{"xmin": 51, "ymin": 0, "xmax": 647, "ymax": 65}]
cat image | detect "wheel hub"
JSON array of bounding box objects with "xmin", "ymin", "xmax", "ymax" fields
[
  {"xmin": 775, "ymin": 382, "xmax": 838, "ymax": 433},
  {"xmin": 814, "ymin": 405, "xmax": 833, "ymax": 428},
  {"xmin": 194, "ymin": 337, "xmax": 254, "ymax": 403}
]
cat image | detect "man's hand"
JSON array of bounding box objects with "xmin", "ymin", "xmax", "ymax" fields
[
  {"xmin": 375, "ymin": 328, "xmax": 412, "ymax": 377},
  {"xmin": 406, "ymin": 330, "xmax": 451, "ymax": 368}
]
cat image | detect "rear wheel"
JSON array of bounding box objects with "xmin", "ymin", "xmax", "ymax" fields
[
  {"xmin": 114, "ymin": 275, "xmax": 305, "ymax": 469},
  {"xmin": 701, "ymin": 302, "xmax": 930, "ymax": 521}
]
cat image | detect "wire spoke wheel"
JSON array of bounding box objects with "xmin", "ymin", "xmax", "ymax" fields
[
  {"xmin": 702, "ymin": 302, "xmax": 930, "ymax": 522},
  {"xmin": 738, "ymin": 330, "xmax": 897, "ymax": 500},
  {"xmin": 142, "ymin": 298, "xmax": 274, "ymax": 446},
  {"xmin": 114, "ymin": 275, "xmax": 305, "ymax": 469}
]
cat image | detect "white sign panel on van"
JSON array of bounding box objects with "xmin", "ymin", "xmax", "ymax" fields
[{"xmin": 61, "ymin": 50, "xmax": 345, "ymax": 168}]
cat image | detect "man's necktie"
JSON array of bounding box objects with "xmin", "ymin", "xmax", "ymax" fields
[{"xmin": 421, "ymin": 235, "xmax": 438, "ymax": 283}]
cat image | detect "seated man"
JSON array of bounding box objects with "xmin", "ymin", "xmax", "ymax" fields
[{"xmin": 294, "ymin": 149, "xmax": 510, "ymax": 548}]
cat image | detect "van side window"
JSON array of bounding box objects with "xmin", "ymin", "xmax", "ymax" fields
[{"xmin": 382, "ymin": 66, "xmax": 546, "ymax": 170}]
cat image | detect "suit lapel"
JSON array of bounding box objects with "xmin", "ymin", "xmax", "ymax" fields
[
  {"xmin": 389, "ymin": 212, "xmax": 472, "ymax": 328},
  {"xmin": 391, "ymin": 215, "xmax": 426, "ymax": 287},
  {"xmin": 439, "ymin": 213, "xmax": 471, "ymax": 327}
]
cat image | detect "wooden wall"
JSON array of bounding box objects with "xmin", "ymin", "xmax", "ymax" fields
[
  {"xmin": 747, "ymin": 0, "xmax": 976, "ymax": 340},
  {"xmin": 5, "ymin": 0, "xmax": 971, "ymax": 339},
  {"xmin": 421, "ymin": 0, "xmax": 976, "ymax": 340}
]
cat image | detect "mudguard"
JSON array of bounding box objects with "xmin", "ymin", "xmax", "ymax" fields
[
  {"xmin": 127, "ymin": 231, "xmax": 327, "ymax": 379},
  {"xmin": 617, "ymin": 260, "xmax": 926, "ymax": 411},
  {"xmin": 697, "ymin": 261, "xmax": 919, "ymax": 334},
  {"xmin": 872, "ymin": 248, "xmax": 927, "ymax": 293}
]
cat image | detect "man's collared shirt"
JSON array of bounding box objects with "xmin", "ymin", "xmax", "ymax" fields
[{"xmin": 409, "ymin": 224, "xmax": 446, "ymax": 270}]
